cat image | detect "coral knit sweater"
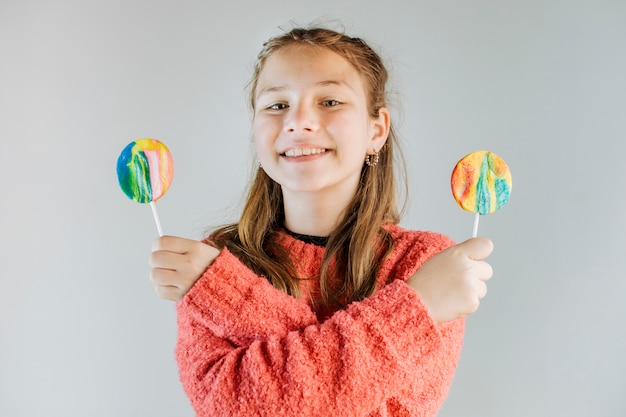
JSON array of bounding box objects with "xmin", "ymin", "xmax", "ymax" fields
[{"xmin": 176, "ymin": 224, "xmax": 465, "ymax": 416}]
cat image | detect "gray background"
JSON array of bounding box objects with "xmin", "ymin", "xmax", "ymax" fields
[{"xmin": 1, "ymin": 0, "xmax": 625, "ymax": 416}]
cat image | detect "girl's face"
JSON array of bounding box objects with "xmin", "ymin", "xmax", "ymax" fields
[{"xmin": 253, "ymin": 44, "xmax": 389, "ymax": 201}]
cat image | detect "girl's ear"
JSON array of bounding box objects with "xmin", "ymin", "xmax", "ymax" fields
[{"xmin": 369, "ymin": 107, "xmax": 391, "ymax": 151}]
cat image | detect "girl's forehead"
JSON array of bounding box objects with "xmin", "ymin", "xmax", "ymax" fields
[
  {"xmin": 256, "ymin": 45, "xmax": 361, "ymax": 90},
  {"xmin": 269, "ymin": 43, "xmax": 331, "ymax": 61}
]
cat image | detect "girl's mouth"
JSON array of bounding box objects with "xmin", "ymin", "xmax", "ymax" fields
[{"xmin": 281, "ymin": 148, "xmax": 328, "ymax": 157}]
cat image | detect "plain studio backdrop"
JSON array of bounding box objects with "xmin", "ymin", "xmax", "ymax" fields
[{"xmin": 1, "ymin": 0, "xmax": 625, "ymax": 416}]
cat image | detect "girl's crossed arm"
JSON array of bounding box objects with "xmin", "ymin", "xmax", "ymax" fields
[{"xmin": 173, "ymin": 244, "xmax": 465, "ymax": 416}]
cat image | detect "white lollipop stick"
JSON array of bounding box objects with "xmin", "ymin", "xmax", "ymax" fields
[
  {"xmin": 150, "ymin": 201, "xmax": 164, "ymax": 236},
  {"xmin": 472, "ymin": 213, "xmax": 480, "ymax": 238}
]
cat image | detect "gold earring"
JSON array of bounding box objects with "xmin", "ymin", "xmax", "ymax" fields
[{"xmin": 365, "ymin": 150, "xmax": 380, "ymax": 167}]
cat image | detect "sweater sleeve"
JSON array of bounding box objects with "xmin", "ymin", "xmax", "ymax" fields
[{"xmin": 175, "ymin": 237, "xmax": 464, "ymax": 416}]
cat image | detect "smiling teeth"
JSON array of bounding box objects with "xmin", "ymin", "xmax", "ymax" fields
[{"xmin": 284, "ymin": 148, "xmax": 326, "ymax": 157}]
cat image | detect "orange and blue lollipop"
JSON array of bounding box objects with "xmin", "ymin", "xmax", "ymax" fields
[
  {"xmin": 117, "ymin": 138, "xmax": 173, "ymax": 235},
  {"xmin": 451, "ymin": 150, "xmax": 512, "ymax": 237}
]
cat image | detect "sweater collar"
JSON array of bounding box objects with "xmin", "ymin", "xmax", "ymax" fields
[{"xmin": 282, "ymin": 228, "xmax": 329, "ymax": 247}]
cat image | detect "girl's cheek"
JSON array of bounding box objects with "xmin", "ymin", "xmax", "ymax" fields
[
  {"xmin": 253, "ymin": 118, "xmax": 279, "ymax": 141},
  {"xmin": 252, "ymin": 117, "xmax": 267, "ymax": 136}
]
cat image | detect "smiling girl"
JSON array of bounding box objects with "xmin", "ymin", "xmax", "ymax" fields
[{"xmin": 150, "ymin": 26, "xmax": 494, "ymax": 416}]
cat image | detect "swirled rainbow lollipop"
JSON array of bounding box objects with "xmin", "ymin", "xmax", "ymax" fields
[
  {"xmin": 451, "ymin": 150, "xmax": 512, "ymax": 237},
  {"xmin": 117, "ymin": 138, "xmax": 174, "ymax": 236}
]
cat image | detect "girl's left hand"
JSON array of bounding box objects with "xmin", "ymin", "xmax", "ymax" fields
[
  {"xmin": 405, "ymin": 237, "xmax": 493, "ymax": 323},
  {"xmin": 149, "ymin": 236, "xmax": 221, "ymax": 301}
]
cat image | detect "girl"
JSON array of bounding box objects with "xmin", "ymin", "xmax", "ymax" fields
[{"xmin": 150, "ymin": 26, "xmax": 493, "ymax": 416}]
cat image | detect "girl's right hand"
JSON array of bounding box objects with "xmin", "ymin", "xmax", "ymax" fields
[
  {"xmin": 150, "ymin": 236, "xmax": 221, "ymax": 301},
  {"xmin": 406, "ymin": 237, "xmax": 494, "ymax": 323}
]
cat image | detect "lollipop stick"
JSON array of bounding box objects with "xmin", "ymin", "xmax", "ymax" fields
[
  {"xmin": 472, "ymin": 213, "xmax": 480, "ymax": 238},
  {"xmin": 150, "ymin": 201, "xmax": 164, "ymax": 236}
]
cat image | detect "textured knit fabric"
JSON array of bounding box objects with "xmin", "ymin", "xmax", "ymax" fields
[{"xmin": 176, "ymin": 224, "xmax": 465, "ymax": 416}]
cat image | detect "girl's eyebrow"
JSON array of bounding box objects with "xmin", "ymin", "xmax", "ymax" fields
[
  {"xmin": 256, "ymin": 85, "xmax": 286, "ymax": 99},
  {"xmin": 256, "ymin": 79, "xmax": 354, "ymax": 100},
  {"xmin": 317, "ymin": 79, "xmax": 352, "ymax": 89}
]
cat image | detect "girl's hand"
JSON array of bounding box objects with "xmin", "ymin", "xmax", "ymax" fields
[
  {"xmin": 406, "ymin": 237, "xmax": 494, "ymax": 323},
  {"xmin": 150, "ymin": 236, "xmax": 221, "ymax": 301}
]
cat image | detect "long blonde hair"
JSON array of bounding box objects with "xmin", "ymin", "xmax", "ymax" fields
[{"xmin": 210, "ymin": 27, "xmax": 407, "ymax": 310}]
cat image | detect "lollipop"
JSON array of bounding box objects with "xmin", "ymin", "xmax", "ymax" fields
[
  {"xmin": 117, "ymin": 138, "xmax": 174, "ymax": 236},
  {"xmin": 451, "ymin": 150, "xmax": 512, "ymax": 237}
]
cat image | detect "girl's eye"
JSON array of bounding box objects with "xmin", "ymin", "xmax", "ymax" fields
[
  {"xmin": 323, "ymin": 99, "xmax": 341, "ymax": 107},
  {"xmin": 268, "ymin": 103, "xmax": 288, "ymax": 110}
]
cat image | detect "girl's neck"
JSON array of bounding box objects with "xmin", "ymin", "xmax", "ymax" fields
[{"xmin": 281, "ymin": 188, "xmax": 353, "ymax": 237}]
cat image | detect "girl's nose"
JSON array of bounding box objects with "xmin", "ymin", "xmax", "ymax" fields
[{"xmin": 284, "ymin": 104, "xmax": 319, "ymax": 133}]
